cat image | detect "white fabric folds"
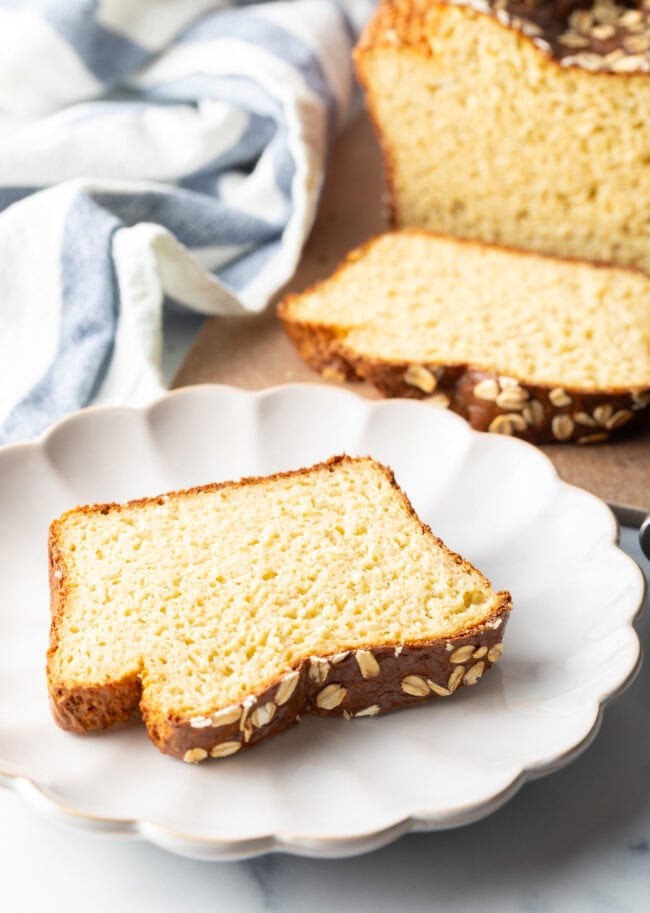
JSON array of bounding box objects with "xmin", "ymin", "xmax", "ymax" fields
[{"xmin": 0, "ymin": 0, "xmax": 371, "ymax": 443}]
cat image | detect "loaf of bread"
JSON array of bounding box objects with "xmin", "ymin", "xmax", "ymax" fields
[
  {"xmin": 47, "ymin": 456, "xmax": 511, "ymax": 762},
  {"xmin": 355, "ymin": 0, "xmax": 650, "ymax": 273},
  {"xmin": 279, "ymin": 231, "xmax": 650, "ymax": 443}
]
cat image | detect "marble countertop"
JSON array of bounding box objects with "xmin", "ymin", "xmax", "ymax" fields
[{"xmin": 1, "ymin": 525, "xmax": 647, "ymax": 913}]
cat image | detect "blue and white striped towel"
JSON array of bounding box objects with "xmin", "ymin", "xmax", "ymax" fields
[{"xmin": 0, "ymin": 0, "xmax": 372, "ymax": 445}]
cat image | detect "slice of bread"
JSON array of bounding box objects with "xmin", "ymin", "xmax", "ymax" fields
[
  {"xmin": 355, "ymin": 1, "xmax": 650, "ymax": 274},
  {"xmin": 47, "ymin": 456, "xmax": 511, "ymax": 762},
  {"xmin": 279, "ymin": 231, "xmax": 650, "ymax": 443}
]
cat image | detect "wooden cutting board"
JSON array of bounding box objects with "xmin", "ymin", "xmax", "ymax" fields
[{"xmin": 175, "ymin": 114, "xmax": 650, "ymax": 513}]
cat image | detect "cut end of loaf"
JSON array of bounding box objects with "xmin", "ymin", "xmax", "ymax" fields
[
  {"xmin": 355, "ymin": 2, "xmax": 650, "ymax": 274},
  {"xmin": 47, "ymin": 455, "xmax": 511, "ymax": 760}
]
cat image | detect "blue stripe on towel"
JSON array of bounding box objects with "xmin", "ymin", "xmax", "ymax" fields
[
  {"xmin": 178, "ymin": 11, "xmax": 339, "ymax": 130},
  {"xmin": 0, "ymin": 187, "xmax": 39, "ymax": 211},
  {"xmin": 131, "ymin": 75, "xmax": 296, "ymax": 195},
  {"xmin": 218, "ymin": 237, "xmax": 282, "ymax": 292},
  {"xmin": 92, "ymin": 188, "xmax": 282, "ymax": 249},
  {"xmin": 0, "ymin": 194, "xmax": 120, "ymax": 445},
  {"xmin": 42, "ymin": 0, "xmax": 150, "ymax": 84},
  {"xmin": 178, "ymin": 112, "xmax": 277, "ymax": 194},
  {"xmin": 272, "ymin": 135, "xmax": 295, "ymax": 197}
]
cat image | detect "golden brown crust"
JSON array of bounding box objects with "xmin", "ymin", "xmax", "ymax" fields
[
  {"xmin": 356, "ymin": 1, "xmax": 650, "ymax": 76},
  {"xmin": 353, "ymin": 8, "xmax": 402, "ymax": 227},
  {"xmin": 47, "ymin": 455, "xmax": 512, "ymax": 761},
  {"xmin": 47, "ymin": 521, "xmax": 143, "ymax": 731},
  {"xmin": 49, "ymin": 678, "xmax": 142, "ymax": 733},
  {"xmin": 278, "ymin": 231, "xmax": 650, "ymax": 444}
]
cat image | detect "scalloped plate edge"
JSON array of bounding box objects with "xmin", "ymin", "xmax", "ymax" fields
[{"xmin": 0, "ymin": 384, "xmax": 645, "ymax": 860}]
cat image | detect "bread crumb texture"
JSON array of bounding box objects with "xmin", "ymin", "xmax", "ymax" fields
[
  {"xmin": 283, "ymin": 232, "xmax": 650, "ymax": 390},
  {"xmin": 356, "ymin": 1, "xmax": 650, "ymax": 272},
  {"xmin": 48, "ymin": 458, "xmax": 503, "ymax": 722}
]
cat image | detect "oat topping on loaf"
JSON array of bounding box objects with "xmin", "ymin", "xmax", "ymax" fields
[
  {"xmin": 279, "ymin": 232, "xmax": 650, "ymax": 444},
  {"xmin": 355, "ymin": 1, "xmax": 650, "ymax": 274},
  {"xmin": 486, "ymin": 0, "xmax": 650, "ymax": 73},
  {"xmin": 369, "ymin": 0, "xmax": 650, "ymax": 73},
  {"xmin": 47, "ymin": 456, "xmax": 511, "ymax": 761}
]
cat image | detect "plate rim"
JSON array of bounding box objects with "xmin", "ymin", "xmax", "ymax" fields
[{"xmin": 0, "ymin": 383, "xmax": 645, "ymax": 860}]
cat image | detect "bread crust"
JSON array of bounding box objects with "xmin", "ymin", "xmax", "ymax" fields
[
  {"xmin": 47, "ymin": 456, "xmax": 512, "ymax": 761},
  {"xmin": 278, "ymin": 232, "xmax": 650, "ymax": 444},
  {"xmin": 48, "ymin": 524, "xmax": 144, "ymax": 731},
  {"xmin": 355, "ymin": 1, "xmax": 650, "ymax": 76}
]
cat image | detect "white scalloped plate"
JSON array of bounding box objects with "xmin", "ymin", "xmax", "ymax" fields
[{"xmin": 0, "ymin": 384, "xmax": 644, "ymax": 860}]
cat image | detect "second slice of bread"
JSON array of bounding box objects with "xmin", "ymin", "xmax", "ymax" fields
[
  {"xmin": 279, "ymin": 231, "xmax": 650, "ymax": 443},
  {"xmin": 47, "ymin": 456, "xmax": 510, "ymax": 762}
]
